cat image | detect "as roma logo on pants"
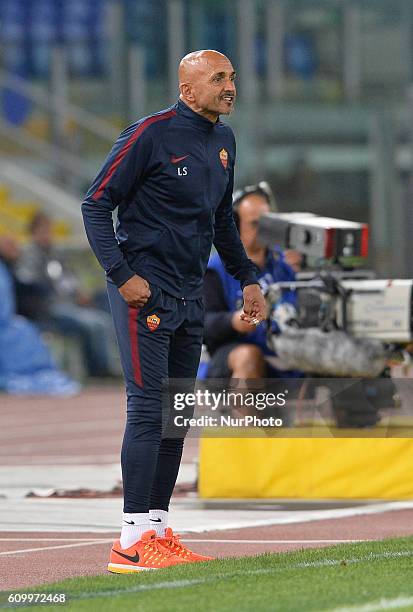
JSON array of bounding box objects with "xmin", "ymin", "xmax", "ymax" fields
[
  {"xmin": 219, "ymin": 148, "xmax": 228, "ymax": 169},
  {"xmin": 146, "ymin": 314, "xmax": 160, "ymax": 331}
]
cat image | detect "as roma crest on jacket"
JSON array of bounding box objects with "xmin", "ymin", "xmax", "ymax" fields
[
  {"xmin": 219, "ymin": 148, "xmax": 228, "ymax": 169},
  {"xmin": 146, "ymin": 314, "xmax": 160, "ymax": 331}
]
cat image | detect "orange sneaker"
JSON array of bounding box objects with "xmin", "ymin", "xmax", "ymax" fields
[
  {"xmin": 158, "ymin": 527, "xmax": 214, "ymax": 563},
  {"xmin": 108, "ymin": 529, "xmax": 185, "ymax": 573}
]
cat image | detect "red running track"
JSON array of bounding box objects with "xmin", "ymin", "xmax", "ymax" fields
[
  {"xmin": 1, "ymin": 388, "xmax": 412, "ymax": 591},
  {"xmin": 1, "ymin": 509, "xmax": 413, "ymax": 590},
  {"xmin": 0, "ymin": 387, "xmax": 199, "ymax": 466}
]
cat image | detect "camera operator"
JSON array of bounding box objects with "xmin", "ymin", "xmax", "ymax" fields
[{"xmin": 203, "ymin": 183, "xmax": 300, "ymax": 382}]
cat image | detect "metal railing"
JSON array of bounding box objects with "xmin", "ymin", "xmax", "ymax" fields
[
  {"xmin": 0, "ymin": 118, "xmax": 94, "ymax": 186},
  {"xmin": 0, "ymin": 159, "xmax": 85, "ymax": 241},
  {"xmin": 0, "ymin": 65, "xmax": 119, "ymax": 193},
  {"xmin": 0, "ymin": 69, "xmax": 119, "ymax": 143}
]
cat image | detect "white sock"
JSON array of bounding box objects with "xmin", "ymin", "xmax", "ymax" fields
[
  {"xmin": 120, "ymin": 512, "xmax": 150, "ymax": 549},
  {"xmin": 149, "ymin": 509, "xmax": 168, "ymax": 536}
]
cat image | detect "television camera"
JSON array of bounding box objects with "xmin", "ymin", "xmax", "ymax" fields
[{"xmin": 258, "ymin": 212, "xmax": 410, "ymax": 426}]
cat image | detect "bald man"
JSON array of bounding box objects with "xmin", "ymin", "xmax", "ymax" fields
[{"xmin": 82, "ymin": 50, "xmax": 265, "ymax": 572}]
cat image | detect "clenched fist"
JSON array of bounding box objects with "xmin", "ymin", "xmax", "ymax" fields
[{"xmin": 119, "ymin": 275, "xmax": 151, "ymax": 308}]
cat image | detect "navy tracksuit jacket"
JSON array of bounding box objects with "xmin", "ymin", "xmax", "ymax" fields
[
  {"xmin": 82, "ymin": 99, "xmax": 257, "ymax": 298},
  {"xmin": 82, "ymin": 100, "xmax": 258, "ymax": 513}
]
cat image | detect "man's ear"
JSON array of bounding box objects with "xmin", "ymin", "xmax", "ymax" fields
[{"xmin": 180, "ymin": 83, "xmax": 195, "ymax": 102}]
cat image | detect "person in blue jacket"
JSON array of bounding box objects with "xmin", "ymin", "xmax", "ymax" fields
[
  {"xmin": 0, "ymin": 235, "xmax": 79, "ymax": 396},
  {"xmin": 204, "ymin": 183, "xmax": 300, "ymax": 381},
  {"xmin": 82, "ymin": 50, "xmax": 266, "ymax": 570}
]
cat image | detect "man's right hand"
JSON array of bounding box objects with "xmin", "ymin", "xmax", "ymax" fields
[
  {"xmin": 231, "ymin": 309, "xmax": 257, "ymax": 333},
  {"xmin": 118, "ymin": 275, "xmax": 151, "ymax": 308}
]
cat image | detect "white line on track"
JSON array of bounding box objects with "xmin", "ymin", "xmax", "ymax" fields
[
  {"xmin": 183, "ymin": 539, "xmax": 367, "ymax": 544},
  {"xmin": 328, "ymin": 596, "xmax": 413, "ymax": 611},
  {"xmin": 0, "ymin": 538, "xmax": 112, "ymax": 542},
  {"xmin": 0, "ymin": 540, "xmax": 113, "ymax": 556},
  {"xmin": 2, "ymin": 499, "xmax": 413, "ymax": 534},
  {"xmin": 176, "ymin": 501, "xmax": 413, "ymax": 533}
]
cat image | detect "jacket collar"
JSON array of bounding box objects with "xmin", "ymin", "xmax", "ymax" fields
[
  {"xmin": 176, "ymin": 99, "xmax": 218, "ymax": 131},
  {"xmin": 256, "ymin": 249, "xmax": 281, "ymax": 273}
]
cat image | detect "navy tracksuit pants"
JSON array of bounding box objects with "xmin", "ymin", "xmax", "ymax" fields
[{"xmin": 107, "ymin": 280, "xmax": 203, "ymax": 513}]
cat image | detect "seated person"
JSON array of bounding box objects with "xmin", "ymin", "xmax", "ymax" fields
[
  {"xmin": 0, "ymin": 235, "xmax": 79, "ymax": 395},
  {"xmin": 203, "ymin": 182, "xmax": 300, "ymax": 381},
  {"xmin": 15, "ymin": 211, "xmax": 119, "ymax": 378}
]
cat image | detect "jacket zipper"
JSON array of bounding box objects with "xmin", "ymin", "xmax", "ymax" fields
[{"xmin": 204, "ymin": 134, "xmax": 211, "ymax": 208}]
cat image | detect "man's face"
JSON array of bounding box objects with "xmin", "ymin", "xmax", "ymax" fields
[
  {"xmin": 238, "ymin": 194, "xmax": 270, "ymax": 251},
  {"xmin": 33, "ymin": 219, "xmax": 52, "ymax": 248},
  {"xmin": 190, "ymin": 57, "xmax": 236, "ymax": 117},
  {"xmin": 0, "ymin": 236, "xmax": 19, "ymax": 262}
]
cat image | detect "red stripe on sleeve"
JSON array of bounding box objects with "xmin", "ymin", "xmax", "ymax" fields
[
  {"xmin": 92, "ymin": 109, "xmax": 176, "ymax": 201},
  {"xmin": 128, "ymin": 306, "xmax": 143, "ymax": 387}
]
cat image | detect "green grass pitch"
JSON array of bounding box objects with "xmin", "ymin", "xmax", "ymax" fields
[{"xmin": 1, "ymin": 537, "xmax": 413, "ymax": 611}]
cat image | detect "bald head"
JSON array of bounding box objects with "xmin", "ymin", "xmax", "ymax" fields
[
  {"xmin": 179, "ymin": 50, "xmax": 230, "ymax": 86},
  {"xmin": 178, "ymin": 49, "xmax": 236, "ymax": 122}
]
